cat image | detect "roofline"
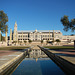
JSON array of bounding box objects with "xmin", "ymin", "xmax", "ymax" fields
[{"xmin": 17, "ymin": 30, "xmax": 61, "ymax": 33}]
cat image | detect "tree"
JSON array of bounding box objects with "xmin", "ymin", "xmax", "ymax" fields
[
  {"xmin": 28, "ymin": 40, "xmax": 32, "ymax": 43},
  {"xmin": 0, "ymin": 10, "xmax": 8, "ymax": 33},
  {"xmin": 19, "ymin": 41, "xmax": 22, "ymax": 45},
  {"xmin": 5, "ymin": 25, "xmax": 8, "ymax": 32},
  {"xmin": 18, "ymin": 40, "xmax": 21, "ymax": 45},
  {"xmin": 51, "ymin": 40, "xmax": 55, "ymax": 43},
  {"xmin": 56, "ymin": 39, "xmax": 61, "ymax": 45},
  {"xmin": 56, "ymin": 39, "xmax": 61, "ymax": 42},
  {"xmin": 12, "ymin": 41, "xmax": 17, "ymax": 45},
  {"xmin": 24, "ymin": 40, "xmax": 27, "ymax": 45},
  {"xmin": 61, "ymin": 15, "xmax": 75, "ymax": 32},
  {"xmin": 2, "ymin": 36, "xmax": 5, "ymax": 41},
  {"xmin": 61, "ymin": 15, "xmax": 75, "ymax": 48},
  {"xmin": 41, "ymin": 40, "xmax": 43, "ymax": 45},
  {"xmin": 41, "ymin": 40, "xmax": 43, "ymax": 44},
  {"xmin": 1, "ymin": 35, "xmax": 5, "ymax": 44},
  {"xmin": 46, "ymin": 40, "xmax": 49, "ymax": 45}
]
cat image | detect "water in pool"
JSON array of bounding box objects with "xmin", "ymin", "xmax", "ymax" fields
[{"xmin": 12, "ymin": 49, "xmax": 65, "ymax": 75}]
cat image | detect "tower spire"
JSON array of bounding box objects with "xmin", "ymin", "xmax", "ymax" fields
[{"xmin": 15, "ymin": 21, "xmax": 17, "ymax": 27}]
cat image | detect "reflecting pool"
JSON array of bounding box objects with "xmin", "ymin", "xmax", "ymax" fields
[{"xmin": 12, "ymin": 49, "xmax": 65, "ymax": 75}]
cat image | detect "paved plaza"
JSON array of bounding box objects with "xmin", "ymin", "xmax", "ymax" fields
[
  {"xmin": 0, "ymin": 46, "xmax": 75, "ymax": 66},
  {"xmin": 0, "ymin": 50, "xmax": 23, "ymax": 67},
  {"xmin": 48, "ymin": 49, "xmax": 75, "ymax": 64}
]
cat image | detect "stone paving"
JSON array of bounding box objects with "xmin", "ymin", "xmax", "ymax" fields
[
  {"xmin": 32, "ymin": 45, "xmax": 40, "ymax": 49},
  {"xmin": 0, "ymin": 50, "xmax": 23, "ymax": 67},
  {"xmin": 48, "ymin": 49, "xmax": 75, "ymax": 64},
  {"xmin": 0, "ymin": 46, "xmax": 75, "ymax": 69}
]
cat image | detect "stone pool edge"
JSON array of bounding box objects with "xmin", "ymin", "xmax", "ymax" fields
[
  {"xmin": 38, "ymin": 45, "xmax": 75, "ymax": 74},
  {"xmin": 0, "ymin": 48, "xmax": 32, "ymax": 75}
]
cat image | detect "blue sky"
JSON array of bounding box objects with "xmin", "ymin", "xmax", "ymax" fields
[{"xmin": 0, "ymin": 0, "xmax": 75, "ymax": 36}]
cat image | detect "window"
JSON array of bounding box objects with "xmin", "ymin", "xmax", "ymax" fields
[
  {"xmin": 35, "ymin": 35, "xmax": 37, "ymax": 38},
  {"xmin": 26, "ymin": 35, "xmax": 28, "ymax": 37},
  {"xmin": 45, "ymin": 35, "xmax": 47, "ymax": 37},
  {"xmin": 18, "ymin": 35, "xmax": 20, "ymax": 37}
]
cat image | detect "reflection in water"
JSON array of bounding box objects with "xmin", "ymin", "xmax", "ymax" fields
[
  {"xmin": 27, "ymin": 49, "xmax": 48, "ymax": 58},
  {"xmin": 12, "ymin": 49, "xmax": 65, "ymax": 75},
  {"xmin": 27, "ymin": 49, "xmax": 48, "ymax": 62}
]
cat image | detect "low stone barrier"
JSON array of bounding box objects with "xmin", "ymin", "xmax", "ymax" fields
[
  {"xmin": 0, "ymin": 47, "xmax": 32, "ymax": 75},
  {"xmin": 38, "ymin": 46, "xmax": 75, "ymax": 74}
]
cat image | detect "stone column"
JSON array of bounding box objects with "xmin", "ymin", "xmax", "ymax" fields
[
  {"xmin": 10, "ymin": 29, "xmax": 12, "ymax": 44},
  {"xmin": 0, "ymin": 30, "xmax": 1, "ymax": 41}
]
